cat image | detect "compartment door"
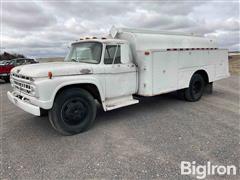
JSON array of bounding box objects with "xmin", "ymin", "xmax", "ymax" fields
[{"xmin": 152, "ymin": 51, "xmax": 178, "ymax": 94}]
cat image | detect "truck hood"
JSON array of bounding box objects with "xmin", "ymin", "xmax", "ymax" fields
[{"xmin": 11, "ymin": 62, "xmax": 98, "ymax": 78}]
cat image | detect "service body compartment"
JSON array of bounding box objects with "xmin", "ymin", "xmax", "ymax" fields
[
  {"xmin": 152, "ymin": 50, "xmax": 178, "ymax": 94},
  {"xmin": 137, "ymin": 48, "xmax": 229, "ymax": 97}
]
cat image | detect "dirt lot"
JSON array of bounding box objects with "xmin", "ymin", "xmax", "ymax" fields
[
  {"xmin": 229, "ymin": 55, "xmax": 240, "ymax": 75},
  {"xmin": 0, "ymin": 63, "xmax": 239, "ymax": 179}
]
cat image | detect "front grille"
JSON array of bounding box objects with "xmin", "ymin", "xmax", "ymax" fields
[
  {"xmin": 11, "ymin": 73, "xmax": 32, "ymax": 95},
  {"xmin": 12, "ymin": 73, "xmax": 30, "ymax": 80}
]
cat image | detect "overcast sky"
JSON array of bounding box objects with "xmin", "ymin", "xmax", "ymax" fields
[{"xmin": 1, "ymin": 0, "xmax": 239, "ymax": 58}]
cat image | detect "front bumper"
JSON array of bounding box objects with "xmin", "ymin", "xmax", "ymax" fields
[
  {"xmin": 7, "ymin": 91, "xmax": 41, "ymax": 116},
  {"xmin": 0, "ymin": 73, "xmax": 9, "ymax": 77}
]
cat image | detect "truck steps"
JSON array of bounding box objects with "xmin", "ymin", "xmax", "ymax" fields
[{"xmin": 105, "ymin": 95, "xmax": 139, "ymax": 111}]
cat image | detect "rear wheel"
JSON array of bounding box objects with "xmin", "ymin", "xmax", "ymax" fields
[
  {"xmin": 49, "ymin": 88, "xmax": 96, "ymax": 135},
  {"xmin": 184, "ymin": 74, "xmax": 205, "ymax": 102}
]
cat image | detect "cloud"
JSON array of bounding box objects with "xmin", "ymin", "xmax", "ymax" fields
[
  {"xmin": 2, "ymin": 2, "xmax": 56, "ymax": 31},
  {"xmin": 2, "ymin": 1, "xmax": 239, "ymax": 57}
]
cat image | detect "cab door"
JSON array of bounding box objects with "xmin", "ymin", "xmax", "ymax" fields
[{"xmin": 104, "ymin": 44, "xmax": 137, "ymax": 98}]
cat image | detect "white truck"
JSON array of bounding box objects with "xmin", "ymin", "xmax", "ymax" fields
[{"xmin": 7, "ymin": 27, "xmax": 229, "ymax": 135}]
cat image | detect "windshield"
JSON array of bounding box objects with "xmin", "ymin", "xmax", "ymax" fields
[
  {"xmin": 65, "ymin": 42, "xmax": 102, "ymax": 64},
  {"xmin": 0, "ymin": 60, "xmax": 11, "ymax": 65}
]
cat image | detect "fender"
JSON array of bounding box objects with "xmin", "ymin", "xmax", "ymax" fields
[
  {"xmin": 178, "ymin": 65, "xmax": 214, "ymax": 89},
  {"xmin": 41, "ymin": 75, "xmax": 106, "ymax": 109}
]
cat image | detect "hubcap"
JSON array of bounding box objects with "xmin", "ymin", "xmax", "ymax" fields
[{"xmin": 61, "ymin": 98, "xmax": 87, "ymax": 126}]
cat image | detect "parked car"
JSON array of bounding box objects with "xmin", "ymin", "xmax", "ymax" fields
[
  {"xmin": 0, "ymin": 58, "xmax": 37, "ymax": 82},
  {"xmin": 0, "ymin": 60, "xmax": 14, "ymax": 82},
  {"xmin": 11, "ymin": 58, "xmax": 38, "ymax": 66},
  {"xmin": 8, "ymin": 27, "xmax": 229, "ymax": 135}
]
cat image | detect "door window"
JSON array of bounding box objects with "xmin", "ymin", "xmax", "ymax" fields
[
  {"xmin": 104, "ymin": 45, "xmax": 121, "ymax": 64},
  {"xmin": 16, "ymin": 59, "xmax": 25, "ymax": 66}
]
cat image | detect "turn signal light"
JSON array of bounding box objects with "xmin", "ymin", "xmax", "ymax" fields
[{"xmin": 48, "ymin": 71, "xmax": 53, "ymax": 79}]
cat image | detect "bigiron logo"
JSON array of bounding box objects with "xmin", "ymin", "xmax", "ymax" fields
[{"xmin": 180, "ymin": 161, "xmax": 237, "ymax": 179}]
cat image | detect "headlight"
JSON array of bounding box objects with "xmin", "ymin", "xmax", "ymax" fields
[
  {"xmin": 29, "ymin": 77, "xmax": 34, "ymax": 82},
  {"xmin": 29, "ymin": 78, "xmax": 39, "ymax": 97},
  {"xmin": 30, "ymin": 85, "xmax": 36, "ymax": 96}
]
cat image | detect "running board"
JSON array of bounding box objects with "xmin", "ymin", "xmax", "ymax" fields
[{"xmin": 105, "ymin": 95, "xmax": 139, "ymax": 111}]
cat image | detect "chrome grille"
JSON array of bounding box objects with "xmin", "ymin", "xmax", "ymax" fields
[
  {"xmin": 12, "ymin": 73, "xmax": 30, "ymax": 80},
  {"xmin": 11, "ymin": 73, "xmax": 32, "ymax": 95}
]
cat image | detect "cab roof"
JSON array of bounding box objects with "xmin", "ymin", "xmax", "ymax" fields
[{"xmin": 72, "ymin": 38, "xmax": 127, "ymax": 45}]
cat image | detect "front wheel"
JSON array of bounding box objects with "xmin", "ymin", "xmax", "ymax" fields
[
  {"xmin": 49, "ymin": 88, "xmax": 96, "ymax": 135},
  {"xmin": 184, "ymin": 74, "xmax": 205, "ymax": 102},
  {"xmin": 3, "ymin": 76, "xmax": 10, "ymax": 83}
]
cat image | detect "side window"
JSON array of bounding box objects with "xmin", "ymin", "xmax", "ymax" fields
[
  {"xmin": 9, "ymin": 61, "xmax": 14, "ymax": 65},
  {"xmin": 25, "ymin": 59, "xmax": 30, "ymax": 64},
  {"xmin": 25, "ymin": 59, "xmax": 34, "ymax": 64},
  {"xmin": 104, "ymin": 45, "xmax": 121, "ymax": 64},
  {"xmin": 16, "ymin": 60, "xmax": 24, "ymax": 66},
  {"xmin": 30, "ymin": 59, "xmax": 36, "ymax": 63}
]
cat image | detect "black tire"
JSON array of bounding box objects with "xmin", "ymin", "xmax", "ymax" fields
[
  {"xmin": 184, "ymin": 74, "xmax": 205, "ymax": 102},
  {"xmin": 39, "ymin": 109, "xmax": 48, "ymax": 117},
  {"xmin": 49, "ymin": 88, "xmax": 96, "ymax": 135},
  {"xmin": 4, "ymin": 76, "xmax": 10, "ymax": 83}
]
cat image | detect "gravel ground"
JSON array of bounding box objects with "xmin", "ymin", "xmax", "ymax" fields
[{"xmin": 0, "ymin": 75, "xmax": 239, "ymax": 180}]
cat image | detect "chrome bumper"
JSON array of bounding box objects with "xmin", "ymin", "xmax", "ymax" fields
[
  {"xmin": 7, "ymin": 91, "xmax": 40, "ymax": 116},
  {"xmin": 0, "ymin": 73, "xmax": 9, "ymax": 77}
]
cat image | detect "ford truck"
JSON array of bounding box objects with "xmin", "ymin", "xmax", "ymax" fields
[{"xmin": 7, "ymin": 27, "xmax": 229, "ymax": 135}]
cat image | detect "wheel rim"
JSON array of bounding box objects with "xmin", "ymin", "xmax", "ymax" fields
[
  {"xmin": 192, "ymin": 81, "xmax": 202, "ymax": 95},
  {"xmin": 61, "ymin": 98, "xmax": 88, "ymax": 126}
]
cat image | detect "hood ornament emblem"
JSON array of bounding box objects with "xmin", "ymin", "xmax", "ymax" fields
[{"xmin": 80, "ymin": 69, "xmax": 91, "ymax": 74}]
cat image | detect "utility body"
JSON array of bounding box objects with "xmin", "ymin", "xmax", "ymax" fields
[{"xmin": 8, "ymin": 27, "xmax": 229, "ymax": 135}]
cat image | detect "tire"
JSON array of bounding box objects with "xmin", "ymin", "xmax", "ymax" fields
[
  {"xmin": 40, "ymin": 109, "xmax": 48, "ymax": 117},
  {"xmin": 49, "ymin": 88, "xmax": 97, "ymax": 135},
  {"xmin": 4, "ymin": 76, "xmax": 10, "ymax": 83},
  {"xmin": 184, "ymin": 74, "xmax": 205, "ymax": 102}
]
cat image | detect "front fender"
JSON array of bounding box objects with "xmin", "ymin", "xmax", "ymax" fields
[{"xmin": 35, "ymin": 75, "xmax": 105, "ymax": 109}]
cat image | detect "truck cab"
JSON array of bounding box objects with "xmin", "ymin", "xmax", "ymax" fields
[
  {"xmin": 65, "ymin": 39, "xmax": 138, "ymax": 103},
  {"xmin": 7, "ymin": 37, "xmax": 139, "ymax": 135}
]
